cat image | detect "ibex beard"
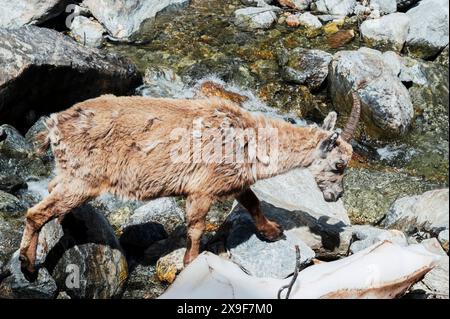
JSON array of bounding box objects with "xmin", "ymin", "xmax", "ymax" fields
[{"xmin": 19, "ymin": 93, "xmax": 360, "ymax": 280}]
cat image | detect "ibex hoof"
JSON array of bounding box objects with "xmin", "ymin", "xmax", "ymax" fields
[{"xmin": 19, "ymin": 254, "xmax": 38, "ymax": 282}]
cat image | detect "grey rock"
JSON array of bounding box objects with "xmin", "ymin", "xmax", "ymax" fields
[
  {"xmin": 119, "ymin": 198, "xmax": 184, "ymax": 252},
  {"xmin": 0, "ymin": 26, "xmax": 141, "ymax": 129},
  {"xmin": 70, "ymin": 16, "xmax": 105, "ymax": 48},
  {"xmin": 382, "ymin": 189, "xmax": 449, "ymax": 235},
  {"xmin": 370, "ymin": 0, "xmax": 397, "ymax": 14},
  {"xmin": 123, "ymin": 197, "xmax": 184, "ymax": 235},
  {"xmin": 40, "ymin": 205, "xmax": 128, "ymax": 299},
  {"xmin": 382, "ymin": 51, "xmax": 427, "ymax": 85},
  {"xmin": 0, "ymin": 0, "xmax": 68, "ymax": 28},
  {"xmin": 405, "ymin": 0, "xmax": 449, "ymax": 59},
  {"xmin": 279, "ymin": 47, "xmax": 332, "ymax": 90},
  {"xmin": 234, "ymin": 7, "xmax": 279, "ymax": 30},
  {"xmin": 83, "ymin": 0, "xmax": 190, "ymax": 39},
  {"xmin": 223, "ymin": 206, "xmax": 316, "ymax": 279},
  {"xmin": 122, "ymin": 263, "xmax": 167, "ymax": 299},
  {"xmin": 0, "ymin": 214, "xmax": 24, "ymax": 268},
  {"xmin": 328, "ymin": 47, "xmax": 414, "ymax": 138},
  {"xmin": 313, "ymin": 0, "xmax": 357, "ymax": 16},
  {"xmin": 349, "ymin": 225, "xmax": 407, "ymax": 253},
  {"xmin": 278, "ymin": 0, "xmax": 313, "ymax": 10},
  {"xmin": 360, "ymin": 13, "xmax": 410, "ymax": 52},
  {"xmin": 0, "ymin": 251, "xmax": 57, "ymax": 299},
  {"xmin": 296, "ymin": 12, "xmax": 323, "ymax": 28},
  {"xmin": 435, "ymin": 45, "xmax": 449, "ymax": 68},
  {"xmin": 155, "ymin": 248, "xmax": 186, "ymax": 283},
  {"xmin": 0, "ymin": 125, "xmax": 33, "ymax": 159},
  {"xmin": 242, "ymin": 0, "xmax": 273, "ymax": 6},
  {"xmin": 0, "ymin": 175, "xmax": 27, "ymax": 194},
  {"xmin": 0, "ymin": 191, "xmax": 27, "ymax": 217}
]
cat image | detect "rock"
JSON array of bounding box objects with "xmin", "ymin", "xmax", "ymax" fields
[
  {"xmin": 70, "ymin": 16, "xmax": 105, "ymax": 48},
  {"xmin": 406, "ymin": 245, "xmax": 449, "ymax": 299},
  {"xmin": 137, "ymin": 67, "xmax": 188, "ymax": 98},
  {"xmin": 279, "ymin": 47, "xmax": 332, "ymax": 90},
  {"xmin": 0, "ymin": 191, "xmax": 27, "ymax": 217},
  {"xmin": 349, "ymin": 225, "xmax": 407, "ymax": 254},
  {"xmin": 123, "ymin": 197, "xmax": 184, "ymax": 236},
  {"xmin": 83, "ymin": 0, "xmax": 190, "ymax": 39},
  {"xmin": 435, "ymin": 45, "xmax": 449, "ymax": 68},
  {"xmin": 354, "ymin": 4, "xmax": 371, "ymax": 17},
  {"xmin": 119, "ymin": 198, "xmax": 184, "ymax": 253},
  {"xmin": 0, "ymin": 251, "xmax": 57, "ymax": 299},
  {"xmin": 327, "ymin": 29, "xmax": 355, "ymax": 49},
  {"xmin": 242, "ymin": 0, "xmax": 273, "ymax": 5},
  {"xmin": 396, "ymin": 0, "xmax": 420, "ymax": 11},
  {"xmin": 155, "ymin": 248, "xmax": 186, "ymax": 283},
  {"xmin": 438, "ymin": 230, "xmax": 448, "ymax": 252},
  {"xmin": 382, "ymin": 189, "xmax": 449, "ymax": 235},
  {"xmin": 0, "ymin": 214, "xmax": 24, "ymax": 268},
  {"xmin": 405, "ymin": 0, "xmax": 449, "ymax": 59},
  {"xmin": 296, "ymin": 12, "xmax": 322, "ymax": 29},
  {"xmin": 0, "ymin": 175, "xmax": 27, "ymax": 194},
  {"xmin": 0, "ymin": 0, "xmax": 68, "ymax": 28},
  {"xmin": 313, "ymin": 0, "xmax": 357, "ymax": 16},
  {"xmin": 369, "ymin": 0, "xmax": 397, "ymax": 14},
  {"xmin": 220, "ymin": 207, "xmax": 316, "ymax": 279},
  {"xmin": 343, "ymin": 167, "xmax": 439, "ymax": 225},
  {"xmin": 286, "ymin": 12, "xmax": 322, "ymax": 29},
  {"xmin": 0, "ymin": 26, "xmax": 141, "ymax": 130},
  {"xmin": 40, "ymin": 204, "xmax": 128, "ymax": 299},
  {"xmin": 278, "ymin": 0, "xmax": 312, "ymax": 10},
  {"xmin": 360, "ymin": 13, "xmax": 410, "ymax": 52},
  {"xmin": 91, "ymin": 194, "xmax": 140, "ymax": 235},
  {"xmin": 122, "ymin": 263, "xmax": 167, "ymax": 299},
  {"xmin": 328, "ymin": 47, "xmax": 414, "ymax": 138},
  {"xmin": 0, "ymin": 125, "xmax": 33, "ymax": 159},
  {"xmin": 382, "ymin": 51, "xmax": 427, "ymax": 85},
  {"xmin": 234, "ymin": 7, "xmax": 279, "ymax": 30},
  {"xmin": 251, "ymin": 168, "xmax": 350, "ymax": 224}
]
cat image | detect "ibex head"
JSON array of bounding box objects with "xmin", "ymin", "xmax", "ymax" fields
[{"xmin": 309, "ymin": 92, "xmax": 361, "ymax": 202}]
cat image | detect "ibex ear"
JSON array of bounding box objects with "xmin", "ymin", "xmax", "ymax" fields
[
  {"xmin": 319, "ymin": 131, "xmax": 340, "ymax": 157},
  {"xmin": 322, "ymin": 112, "xmax": 337, "ymax": 131}
]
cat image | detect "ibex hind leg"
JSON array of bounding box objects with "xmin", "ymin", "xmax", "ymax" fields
[{"xmin": 19, "ymin": 181, "xmax": 94, "ymax": 280}]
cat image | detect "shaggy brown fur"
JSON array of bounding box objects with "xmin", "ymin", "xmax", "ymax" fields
[{"xmin": 19, "ymin": 95, "xmax": 356, "ymax": 278}]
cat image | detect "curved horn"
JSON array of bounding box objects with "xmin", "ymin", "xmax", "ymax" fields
[{"xmin": 341, "ymin": 92, "xmax": 361, "ymax": 141}]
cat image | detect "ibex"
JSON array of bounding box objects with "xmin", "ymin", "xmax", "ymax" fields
[{"xmin": 19, "ymin": 92, "xmax": 360, "ymax": 278}]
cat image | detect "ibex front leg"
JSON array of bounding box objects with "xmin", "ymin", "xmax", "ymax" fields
[
  {"xmin": 236, "ymin": 188, "xmax": 282, "ymax": 241},
  {"xmin": 183, "ymin": 194, "xmax": 213, "ymax": 266}
]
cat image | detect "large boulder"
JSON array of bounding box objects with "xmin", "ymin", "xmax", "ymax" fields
[
  {"xmin": 0, "ymin": 26, "xmax": 141, "ymax": 130},
  {"xmin": 83, "ymin": 0, "xmax": 190, "ymax": 39},
  {"xmin": 0, "ymin": 0, "xmax": 68, "ymax": 28},
  {"xmin": 382, "ymin": 189, "xmax": 449, "ymax": 235},
  {"xmin": 405, "ymin": 0, "xmax": 449, "ymax": 59},
  {"xmin": 328, "ymin": 47, "xmax": 414, "ymax": 138},
  {"xmin": 360, "ymin": 13, "xmax": 410, "ymax": 52}
]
